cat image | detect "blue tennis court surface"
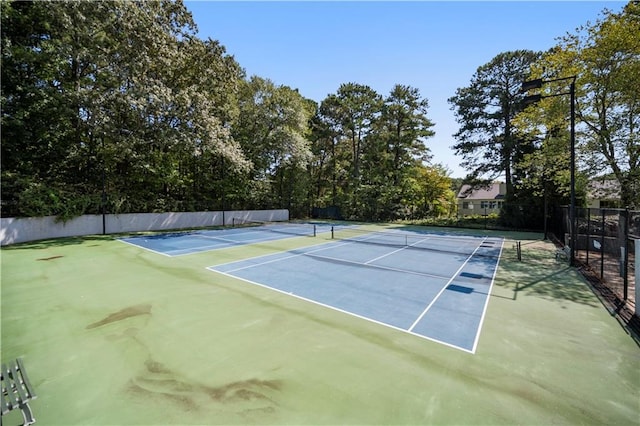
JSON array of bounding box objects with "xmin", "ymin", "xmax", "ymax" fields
[
  {"xmin": 119, "ymin": 222, "xmax": 330, "ymax": 256},
  {"xmin": 209, "ymin": 230, "xmax": 504, "ymax": 353}
]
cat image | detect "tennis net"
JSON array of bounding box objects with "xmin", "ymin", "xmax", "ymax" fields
[
  {"xmin": 330, "ymin": 227, "xmax": 501, "ymax": 259},
  {"xmin": 232, "ymin": 218, "xmax": 316, "ymax": 237}
]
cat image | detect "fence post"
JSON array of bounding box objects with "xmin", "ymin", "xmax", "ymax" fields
[
  {"xmin": 543, "ymin": 193, "xmax": 548, "ymax": 240},
  {"xmin": 600, "ymin": 210, "xmax": 605, "ymax": 280},
  {"xmin": 563, "ymin": 206, "xmax": 567, "ymax": 242},
  {"xmin": 586, "ymin": 208, "xmax": 590, "ymax": 264},
  {"xmin": 484, "ymin": 206, "xmax": 488, "ymax": 229},
  {"xmin": 634, "ymin": 238, "xmax": 640, "ymax": 317},
  {"xmin": 575, "ymin": 207, "xmax": 579, "ymax": 261},
  {"xmin": 620, "ymin": 209, "xmax": 629, "ymax": 300}
]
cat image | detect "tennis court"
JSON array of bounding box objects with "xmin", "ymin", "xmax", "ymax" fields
[
  {"xmin": 119, "ymin": 221, "xmax": 325, "ymax": 256},
  {"xmin": 2, "ymin": 224, "xmax": 639, "ymax": 425},
  {"xmin": 209, "ymin": 228, "xmax": 503, "ymax": 352}
]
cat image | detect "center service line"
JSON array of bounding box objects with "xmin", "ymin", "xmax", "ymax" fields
[
  {"xmin": 408, "ymin": 237, "xmax": 488, "ymax": 332},
  {"xmin": 363, "ymin": 237, "xmax": 432, "ymax": 265}
]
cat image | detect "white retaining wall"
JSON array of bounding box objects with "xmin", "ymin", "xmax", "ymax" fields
[
  {"xmin": 106, "ymin": 212, "xmax": 224, "ymax": 233},
  {"xmin": 0, "ymin": 209, "xmax": 289, "ymax": 246}
]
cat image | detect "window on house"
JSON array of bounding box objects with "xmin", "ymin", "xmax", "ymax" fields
[{"xmin": 481, "ymin": 201, "xmax": 499, "ymax": 209}]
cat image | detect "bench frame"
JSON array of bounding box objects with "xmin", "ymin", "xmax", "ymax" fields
[{"xmin": 1, "ymin": 358, "xmax": 37, "ymax": 425}]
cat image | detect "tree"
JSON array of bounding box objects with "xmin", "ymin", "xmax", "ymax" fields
[
  {"xmin": 308, "ymin": 100, "xmax": 347, "ymax": 211},
  {"xmin": 1, "ymin": 0, "xmax": 115, "ymax": 217},
  {"xmin": 321, "ymin": 83, "xmax": 383, "ymax": 181},
  {"xmin": 231, "ymin": 76, "xmax": 313, "ymax": 211},
  {"xmin": 409, "ymin": 164, "xmax": 455, "ymax": 219},
  {"xmin": 361, "ymin": 84, "xmax": 436, "ymax": 220},
  {"xmin": 448, "ymin": 50, "xmax": 541, "ymax": 199},
  {"xmin": 313, "ymin": 83, "xmax": 440, "ymax": 221},
  {"xmin": 313, "ymin": 95, "xmax": 350, "ymax": 210},
  {"xmin": 1, "ymin": 0, "xmax": 247, "ymax": 216},
  {"xmin": 2, "ymin": 1, "xmax": 451, "ymax": 222},
  {"xmin": 540, "ymin": 2, "xmax": 640, "ymax": 208},
  {"xmin": 376, "ymin": 85, "xmax": 434, "ymax": 184},
  {"xmin": 513, "ymin": 61, "xmax": 587, "ymax": 224},
  {"xmin": 317, "ymin": 83, "xmax": 383, "ymax": 217}
]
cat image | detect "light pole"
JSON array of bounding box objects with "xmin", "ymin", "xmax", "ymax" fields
[{"xmin": 521, "ymin": 75, "xmax": 577, "ymax": 266}]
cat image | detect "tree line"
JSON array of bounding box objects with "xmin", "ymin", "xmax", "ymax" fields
[
  {"xmin": 450, "ymin": 1, "xmax": 639, "ymax": 223},
  {"xmin": 2, "ymin": 1, "xmax": 638, "ymax": 226}
]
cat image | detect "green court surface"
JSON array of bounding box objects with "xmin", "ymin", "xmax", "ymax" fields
[{"xmin": 1, "ymin": 226, "xmax": 638, "ymax": 425}]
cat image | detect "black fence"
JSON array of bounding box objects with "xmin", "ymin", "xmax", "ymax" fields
[
  {"xmin": 311, "ymin": 206, "xmax": 343, "ymax": 220},
  {"xmin": 550, "ymin": 206, "xmax": 638, "ymax": 330}
]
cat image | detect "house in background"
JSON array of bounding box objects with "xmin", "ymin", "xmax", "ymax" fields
[
  {"xmin": 457, "ymin": 182, "xmax": 506, "ymax": 216},
  {"xmin": 456, "ymin": 178, "xmax": 622, "ymax": 216},
  {"xmin": 587, "ymin": 178, "xmax": 621, "ymax": 208}
]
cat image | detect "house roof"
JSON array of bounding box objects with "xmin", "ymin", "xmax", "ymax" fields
[{"xmin": 457, "ymin": 183, "xmax": 505, "ymax": 200}]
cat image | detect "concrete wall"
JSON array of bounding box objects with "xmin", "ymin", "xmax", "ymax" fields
[
  {"xmin": 0, "ymin": 215, "xmax": 103, "ymax": 246},
  {"xmin": 105, "ymin": 212, "xmax": 224, "ymax": 234},
  {"xmin": 0, "ymin": 210, "xmax": 289, "ymax": 246},
  {"xmin": 225, "ymin": 210, "xmax": 290, "ymax": 225}
]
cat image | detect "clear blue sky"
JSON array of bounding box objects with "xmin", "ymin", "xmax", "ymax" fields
[{"xmin": 184, "ymin": 1, "xmax": 624, "ymax": 178}]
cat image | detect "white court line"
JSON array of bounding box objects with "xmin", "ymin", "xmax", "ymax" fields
[
  {"xmin": 364, "ymin": 246, "xmax": 408, "ymax": 264},
  {"xmin": 303, "ymin": 252, "xmax": 450, "ymax": 280},
  {"xmin": 210, "ymin": 268, "xmax": 474, "ymax": 354},
  {"xmin": 363, "ymin": 237, "xmax": 431, "ymax": 264},
  {"xmin": 193, "ymin": 234, "xmax": 252, "ymax": 244},
  {"xmin": 118, "ymin": 233, "xmax": 237, "ymax": 257},
  {"xmin": 167, "ymin": 232, "xmax": 306, "ymax": 256},
  {"xmin": 408, "ymin": 237, "xmax": 488, "ymax": 332},
  {"xmin": 219, "ymin": 237, "xmax": 450, "ymax": 281},
  {"xmin": 221, "ymin": 241, "xmax": 354, "ymax": 273},
  {"xmin": 469, "ymin": 238, "xmax": 505, "ymax": 354},
  {"xmin": 192, "ymin": 233, "xmax": 285, "ymax": 245},
  {"xmin": 117, "ymin": 238, "xmax": 173, "ymax": 257},
  {"xmin": 122, "ymin": 226, "xmax": 313, "ymax": 257},
  {"xmin": 208, "ymin": 232, "xmax": 502, "ymax": 353}
]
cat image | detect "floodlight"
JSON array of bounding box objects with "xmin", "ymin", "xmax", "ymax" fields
[
  {"xmin": 523, "ymin": 94, "xmax": 543, "ymax": 105},
  {"xmin": 520, "ymin": 78, "xmax": 543, "ymax": 93}
]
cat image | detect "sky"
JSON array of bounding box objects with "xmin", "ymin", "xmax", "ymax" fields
[{"xmin": 184, "ymin": 1, "xmax": 624, "ymax": 178}]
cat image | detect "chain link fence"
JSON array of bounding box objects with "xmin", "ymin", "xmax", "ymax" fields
[{"xmin": 550, "ymin": 206, "xmax": 638, "ymax": 335}]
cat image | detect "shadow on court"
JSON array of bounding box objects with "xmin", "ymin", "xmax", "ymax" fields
[
  {"xmin": 496, "ymin": 243, "xmax": 600, "ymax": 308},
  {"xmin": 2, "ymin": 234, "xmax": 114, "ymax": 250}
]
